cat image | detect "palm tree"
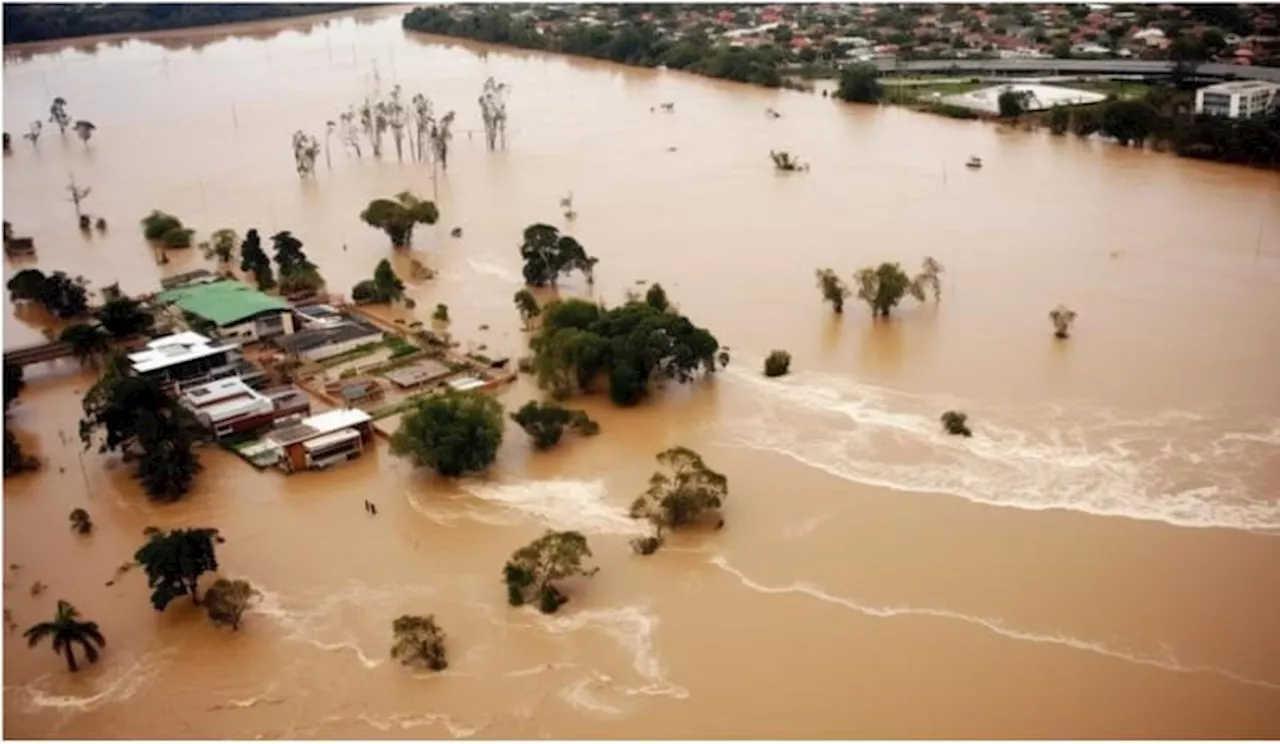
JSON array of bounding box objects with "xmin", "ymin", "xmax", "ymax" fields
[{"xmin": 24, "ymin": 600, "xmax": 106, "ymax": 672}]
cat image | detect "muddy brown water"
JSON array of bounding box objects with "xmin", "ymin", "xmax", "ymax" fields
[{"xmin": 4, "ymin": 7, "xmax": 1280, "ymax": 739}]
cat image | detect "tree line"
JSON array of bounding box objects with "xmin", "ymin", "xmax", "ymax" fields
[
  {"xmin": 2, "ymin": 4, "xmax": 372, "ymax": 45},
  {"xmin": 402, "ymin": 6, "xmax": 786, "ymax": 88}
]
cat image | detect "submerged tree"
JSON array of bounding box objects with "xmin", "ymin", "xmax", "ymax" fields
[
  {"xmin": 69, "ymin": 508, "xmax": 93, "ymax": 535},
  {"xmin": 360, "ymin": 191, "xmax": 439, "ymax": 248},
  {"xmin": 513, "ymin": 288, "xmax": 540, "ymax": 329},
  {"xmin": 291, "ymin": 130, "xmax": 320, "ymax": 179},
  {"xmin": 324, "ymin": 120, "xmax": 336, "ymax": 170},
  {"xmin": 48, "ymin": 97, "xmax": 71, "ymax": 135},
  {"xmin": 629, "ymin": 446, "xmax": 728, "ymax": 555},
  {"xmin": 763, "ymin": 350, "xmax": 791, "ymax": 377},
  {"xmin": 96, "ymin": 296, "xmax": 154, "ymax": 339},
  {"xmin": 271, "ymin": 230, "xmax": 322, "ymax": 294},
  {"xmin": 66, "ymin": 179, "xmax": 91, "ymax": 217},
  {"xmin": 510, "ymin": 400, "xmax": 599, "ymax": 450},
  {"xmin": 202, "ymin": 228, "xmax": 238, "ymax": 265},
  {"xmin": 8, "ymin": 270, "xmax": 89, "ymax": 319},
  {"xmin": 386, "ymin": 85, "xmax": 408, "ymax": 162},
  {"xmin": 910, "ymin": 256, "xmax": 944, "ymax": 303},
  {"xmin": 23, "ymin": 600, "xmax": 105, "ymax": 673},
  {"xmin": 339, "ymin": 107, "xmax": 362, "ymax": 158},
  {"xmin": 411, "ymin": 93, "xmax": 432, "ymax": 163},
  {"xmin": 941, "ymin": 410, "xmax": 973, "ymax": 437},
  {"xmin": 478, "ymin": 76, "xmax": 509, "ymax": 151},
  {"xmin": 519, "ymin": 224, "xmax": 597, "ymax": 287},
  {"xmin": 1050, "ymin": 304, "xmax": 1078, "ymax": 339},
  {"xmin": 60, "ymin": 323, "xmax": 112, "ymax": 369},
  {"xmin": 24, "ymin": 120, "xmax": 42, "ymax": 147},
  {"xmin": 430, "ymin": 111, "xmax": 455, "ymax": 173},
  {"xmin": 391, "ymin": 391, "xmax": 504, "ymax": 477},
  {"xmin": 769, "ymin": 150, "xmax": 808, "ymax": 172},
  {"xmin": 853, "ymin": 262, "xmax": 915, "ymax": 318},
  {"xmin": 502, "ymin": 530, "xmax": 596, "ymax": 613},
  {"xmin": 140, "ymin": 210, "xmax": 194, "ymax": 249},
  {"xmin": 239, "ymin": 229, "xmax": 276, "ymax": 290},
  {"xmin": 997, "ymin": 88, "xmax": 1034, "ymax": 119},
  {"xmin": 203, "ymin": 578, "xmax": 256, "ymax": 631},
  {"xmin": 390, "ymin": 615, "xmax": 447, "ymax": 670},
  {"xmin": 815, "ymin": 268, "xmax": 851, "ymax": 314},
  {"xmin": 72, "ymin": 120, "xmax": 95, "ymax": 147},
  {"xmin": 133, "ymin": 527, "xmax": 224, "ymax": 611}
]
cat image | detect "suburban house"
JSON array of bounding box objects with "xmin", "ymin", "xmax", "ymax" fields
[
  {"xmin": 266, "ymin": 408, "xmax": 375, "ymax": 473},
  {"xmin": 128, "ymin": 331, "xmax": 266, "ymax": 389},
  {"xmin": 273, "ymin": 305, "xmax": 383, "ymax": 361},
  {"xmin": 1195, "ymin": 80, "xmax": 1280, "ymax": 119},
  {"xmin": 156, "ymin": 279, "xmax": 295, "ymax": 342},
  {"xmin": 179, "ymin": 377, "xmax": 311, "ymax": 439}
]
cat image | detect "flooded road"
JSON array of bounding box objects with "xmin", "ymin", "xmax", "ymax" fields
[{"xmin": 5, "ymin": 7, "xmax": 1280, "ymax": 738}]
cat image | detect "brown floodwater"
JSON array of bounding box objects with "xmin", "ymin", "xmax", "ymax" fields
[{"xmin": 4, "ymin": 7, "xmax": 1280, "ymax": 739}]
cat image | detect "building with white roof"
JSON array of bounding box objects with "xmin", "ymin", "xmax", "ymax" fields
[
  {"xmin": 267, "ymin": 408, "xmax": 375, "ymax": 473},
  {"xmin": 127, "ymin": 331, "xmax": 258, "ymax": 388},
  {"xmin": 179, "ymin": 377, "xmax": 311, "ymax": 439},
  {"xmin": 1195, "ymin": 80, "xmax": 1280, "ymax": 119}
]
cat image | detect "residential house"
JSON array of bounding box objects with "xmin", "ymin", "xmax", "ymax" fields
[
  {"xmin": 156, "ymin": 279, "xmax": 295, "ymax": 342},
  {"xmin": 180, "ymin": 377, "xmax": 311, "ymax": 438},
  {"xmin": 273, "ymin": 306, "xmax": 383, "ymax": 362},
  {"xmin": 128, "ymin": 331, "xmax": 266, "ymax": 389},
  {"xmin": 267, "ymin": 408, "xmax": 375, "ymax": 473}
]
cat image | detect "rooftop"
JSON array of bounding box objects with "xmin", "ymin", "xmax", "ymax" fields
[
  {"xmin": 128, "ymin": 332, "xmax": 240, "ymax": 374},
  {"xmin": 156, "ymin": 279, "xmax": 291, "ymax": 327},
  {"xmin": 267, "ymin": 408, "xmax": 372, "ymax": 446},
  {"xmin": 273, "ymin": 319, "xmax": 382, "ymax": 354},
  {"xmin": 1202, "ymin": 80, "xmax": 1280, "ymax": 93},
  {"xmin": 180, "ymin": 376, "xmax": 261, "ymax": 407}
]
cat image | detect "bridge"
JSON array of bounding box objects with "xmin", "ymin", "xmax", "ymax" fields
[
  {"xmin": 870, "ymin": 58, "xmax": 1280, "ymax": 84},
  {"xmin": 3, "ymin": 341, "xmax": 75, "ymax": 369}
]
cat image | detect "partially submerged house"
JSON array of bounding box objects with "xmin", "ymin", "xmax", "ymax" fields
[
  {"xmin": 128, "ymin": 331, "xmax": 266, "ymax": 389},
  {"xmin": 179, "ymin": 377, "xmax": 311, "ymax": 439},
  {"xmin": 273, "ymin": 306, "xmax": 383, "ymax": 362},
  {"xmin": 266, "ymin": 408, "xmax": 375, "ymax": 473},
  {"xmin": 156, "ymin": 279, "xmax": 295, "ymax": 342}
]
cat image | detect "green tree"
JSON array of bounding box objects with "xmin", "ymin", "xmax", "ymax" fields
[
  {"xmin": 4, "ymin": 427, "xmax": 39, "ymax": 476},
  {"xmin": 360, "ymin": 191, "xmax": 439, "ymax": 248},
  {"xmin": 997, "ymin": 88, "xmax": 1033, "ymax": 119},
  {"xmin": 513, "ymin": 288, "xmax": 540, "ymax": 328},
  {"xmin": 510, "ymin": 400, "xmax": 599, "ymax": 450},
  {"xmin": 390, "ymin": 615, "xmax": 447, "ymax": 670},
  {"xmin": 518, "ymin": 223, "xmax": 598, "ymax": 287},
  {"xmin": 203, "ymin": 228, "xmax": 238, "ymax": 264},
  {"xmin": 373, "ymin": 258, "xmax": 405, "ymax": 302},
  {"xmin": 941, "ymin": 410, "xmax": 973, "ymax": 437},
  {"xmin": 69, "ymin": 507, "xmax": 93, "ymax": 535},
  {"xmin": 432, "ymin": 303, "xmax": 449, "ymax": 322},
  {"xmin": 502, "ymin": 530, "xmax": 597, "ymax": 613},
  {"xmin": 133, "ymin": 527, "xmax": 223, "ymax": 611},
  {"xmin": 815, "ymin": 268, "xmax": 850, "ymax": 313},
  {"xmin": 140, "ymin": 210, "xmax": 193, "ymax": 249},
  {"xmin": 644, "ymin": 282, "xmax": 670, "ymax": 312},
  {"xmin": 629, "ymin": 446, "xmax": 728, "ymax": 554},
  {"xmin": 763, "ymin": 350, "xmax": 791, "ymax": 378},
  {"xmin": 95, "ymin": 296, "xmax": 154, "ymax": 339},
  {"xmin": 203, "ymin": 578, "xmax": 256, "ymax": 631},
  {"xmin": 23, "ymin": 600, "xmax": 105, "ymax": 673},
  {"xmin": 835, "ymin": 63, "xmax": 883, "ymax": 103},
  {"xmin": 6, "ymin": 268, "xmax": 47, "ymax": 302},
  {"xmin": 239, "ymin": 229, "xmax": 275, "ymax": 290},
  {"xmin": 271, "ymin": 231, "xmax": 322, "ymax": 294},
  {"xmin": 1101, "ymin": 100, "xmax": 1159, "ymax": 146},
  {"xmin": 1048, "ymin": 105, "xmax": 1070, "ymax": 136},
  {"xmin": 8, "ymin": 270, "xmax": 88, "ymax": 319},
  {"xmin": 1073, "ymin": 108, "xmax": 1101, "ymax": 138},
  {"xmin": 390, "ymin": 391, "xmax": 504, "ymax": 476},
  {"xmin": 59, "ymin": 323, "xmax": 112, "ymax": 369},
  {"xmin": 853, "ymin": 262, "xmax": 914, "ymax": 317}
]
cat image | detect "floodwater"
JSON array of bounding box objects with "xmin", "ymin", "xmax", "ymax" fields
[{"xmin": 5, "ymin": 7, "xmax": 1280, "ymax": 739}]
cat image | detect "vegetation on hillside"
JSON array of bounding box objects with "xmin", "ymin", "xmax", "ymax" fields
[{"xmin": 3, "ymin": 4, "xmax": 369, "ymax": 45}]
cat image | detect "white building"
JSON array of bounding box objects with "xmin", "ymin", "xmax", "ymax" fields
[
  {"xmin": 179, "ymin": 377, "xmax": 310, "ymax": 438},
  {"xmin": 129, "ymin": 332, "xmax": 247, "ymax": 387},
  {"xmin": 1195, "ymin": 81, "xmax": 1280, "ymax": 119}
]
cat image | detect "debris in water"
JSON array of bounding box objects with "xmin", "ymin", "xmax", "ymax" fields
[{"xmin": 29, "ymin": 581, "xmax": 46, "ymax": 596}]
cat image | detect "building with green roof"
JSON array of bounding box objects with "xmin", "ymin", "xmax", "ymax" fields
[{"xmin": 156, "ymin": 278, "xmax": 296, "ymax": 341}]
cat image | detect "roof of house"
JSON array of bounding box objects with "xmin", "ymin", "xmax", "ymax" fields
[
  {"xmin": 128, "ymin": 332, "xmax": 240, "ymax": 374},
  {"xmin": 156, "ymin": 280, "xmax": 290, "ymax": 327},
  {"xmin": 180, "ymin": 376, "xmax": 262, "ymax": 407},
  {"xmin": 272, "ymin": 319, "xmax": 382, "ymax": 354},
  {"xmin": 267, "ymin": 408, "xmax": 372, "ymax": 446}
]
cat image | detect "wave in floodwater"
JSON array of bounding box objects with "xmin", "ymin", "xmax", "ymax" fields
[
  {"xmin": 251, "ymin": 582, "xmax": 442, "ymax": 670},
  {"xmin": 464, "ymin": 259, "xmax": 523, "ymax": 285},
  {"xmin": 531, "ymin": 605, "xmax": 689, "ymax": 701},
  {"xmin": 711, "ymin": 555, "xmax": 1280, "ymax": 693},
  {"xmin": 10, "ymin": 651, "xmax": 169, "ymax": 713},
  {"xmin": 409, "ymin": 478, "xmax": 644, "ymax": 536},
  {"xmin": 318, "ymin": 710, "xmax": 487, "ymax": 739},
  {"xmin": 719, "ymin": 366, "xmax": 1280, "ymax": 532}
]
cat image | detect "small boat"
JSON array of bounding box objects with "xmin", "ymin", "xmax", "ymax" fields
[{"xmin": 965, "ymin": 156, "xmax": 983, "ymax": 169}]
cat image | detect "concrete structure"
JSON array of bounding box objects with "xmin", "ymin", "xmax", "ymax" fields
[
  {"xmin": 383, "ymin": 359, "xmax": 454, "ymax": 390},
  {"xmin": 273, "ymin": 309, "xmax": 383, "ymax": 362},
  {"xmin": 1195, "ymin": 80, "xmax": 1280, "ymax": 119},
  {"xmin": 942, "ymin": 83, "xmax": 1106, "ymax": 115},
  {"xmin": 156, "ymin": 279, "xmax": 295, "ymax": 342},
  {"xmin": 870, "ymin": 59, "xmax": 1280, "ymax": 85},
  {"xmin": 266, "ymin": 408, "xmax": 374, "ymax": 473},
  {"xmin": 179, "ymin": 377, "xmax": 311, "ymax": 438},
  {"xmin": 127, "ymin": 331, "xmax": 263, "ymax": 389}
]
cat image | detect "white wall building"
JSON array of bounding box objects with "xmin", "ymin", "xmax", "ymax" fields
[{"xmin": 1195, "ymin": 81, "xmax": 1280, "ymax": 119}]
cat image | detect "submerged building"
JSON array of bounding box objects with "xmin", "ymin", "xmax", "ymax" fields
[
  {"xmin": 155, "ymin": 279, "xmax": 295, "ymax": 342},
  {"xmin": 127, "ymin": 331, "xmax": 266, "ymax": 389},
  {"xmin": 266, "ymin": 408, "xmax": 375, "ymax": 473},
  {"xmin": 179, "ymin": 377, "xmax": 311, "ymax": 439}
]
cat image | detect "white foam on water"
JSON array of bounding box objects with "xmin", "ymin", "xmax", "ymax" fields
[
  {"xmin": 465, "ymin": 258, "xmax": 523, "ymax": 285},
  {"xmin": 250, "ymin": 582, "xmax": 438, "ymax": 670},
  {"xmin": 12, "ymin": 652, "xmax": 167, "ymax": 713},
  {"xmin": 531, "ymin": 605, "xmax": 689, "ymax": 700},
  {"xmin": 325, "ymin": 711, "xmax": 487, "ymax": 739},
  {"xmin": 720, "ymin": 366, "xmax": 1280, "ymax": 532},
  {"xmin": 711, "ymin": 555, "xmax": 1280, "ymax": 692},
  {"xmin": 453, "ymin": 478, "xmax": 645, "ymax": 536},
  {"xmin": 558, "ymin": 673, "xmax": 626, "ymax": 716}
]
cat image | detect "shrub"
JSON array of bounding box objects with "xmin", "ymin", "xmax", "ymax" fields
[
  {"xmin": 763, "ymin": 350, "xmax": 791, "ymax": 377},
  {"xmin": 941, "ymin": 410, "xmax": 972, "ymax": 437}
]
